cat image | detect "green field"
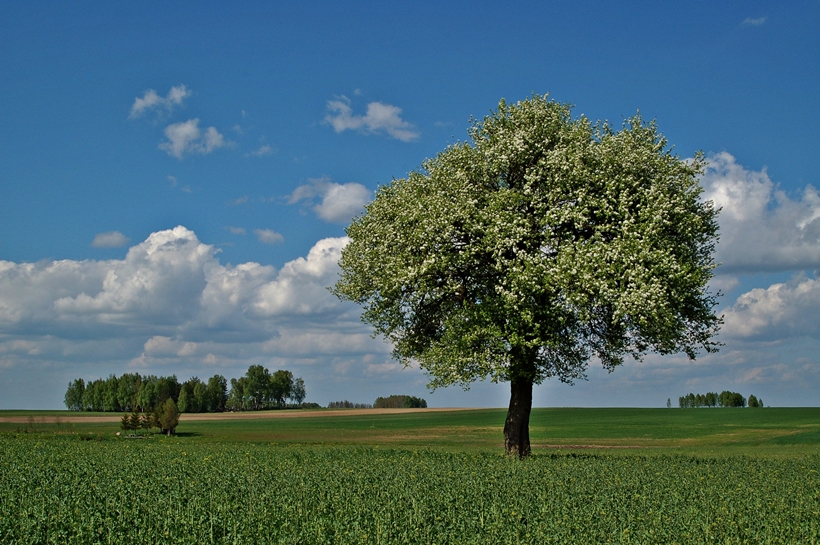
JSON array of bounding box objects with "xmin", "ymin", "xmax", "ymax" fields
[
  {"xmin": 1, "ymin": 408, "xmax": 819, "ymax": 543},
  {"xmin": 3, "ymin": 407, "xmax": 819, "ymax": 453}
]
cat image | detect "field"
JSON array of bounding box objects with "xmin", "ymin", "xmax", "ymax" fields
[{"xmin": 1, "ymin": 408, "xmax": 819, "ymax": 543}]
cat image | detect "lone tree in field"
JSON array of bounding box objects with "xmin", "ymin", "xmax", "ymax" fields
[{"xmin": 333, "ymin": 95, "xmax": 721, "ymax": 457}]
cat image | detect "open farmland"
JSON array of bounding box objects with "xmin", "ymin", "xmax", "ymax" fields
[{"xmin": 1, "ymin": 408, "xmax": 819, "ymax": 543}]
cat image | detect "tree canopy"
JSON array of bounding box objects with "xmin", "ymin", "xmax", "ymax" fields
[{"xmin": 334, "ymin": 94, "xmax": 721, "ymax": 457}]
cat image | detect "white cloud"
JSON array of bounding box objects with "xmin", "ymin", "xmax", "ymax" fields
[
  {"xmin": 159, "ymin": 119, "xmax": 227, "ymax": 159},
  {"xmin": 91, "ymin": 231, "xmax": 129, "ymax": 248},
  {"xmin": 254, "ymin": 229, "xmax": 284, "ymax": 245},
  {"xmin": 253, "ymin": 237, "xmax": 349, "ymax": 316},
  {"xmin": 0, "ymin": 228, "xmax": 369, "ymax": 372},
  {"xmin": 742, "ymin": 16, "xmax": 767, "ymax": 26},
  {"xmin": 129, "ymin": 85, "xmax": 191, "ymax": 119},
  {"xmin": 288, "ymin": 176, "xmax": 371, "ymax": 223},
  {"xmin": 248, "ymin": 145, "xmax": 275, "ymax": 157},
  {"xmin": 721, "ymin": 275, "xmax": 820, "ymax": 340},
  {"xmin": 227, "ymin": 226, "xmax": 247, "ymax": 235},
  {"xmin": 227, "ymin": 196, "xmax": 249, "ymax": 206},
  {"xmin": 325, "ymin": 97, "xmax": 420, "ymax": 141},
  {"xmin": 54, "ymin": 226, "xmax": 213, "ymax": 325},
  {"xmin": 701, "ymin": 152, "xmax": 820, "ymax": 272}
]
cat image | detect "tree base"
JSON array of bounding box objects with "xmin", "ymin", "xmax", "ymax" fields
[{"xmin": 503, "ymin": 377, "xmax": 533, "ymax": 458}]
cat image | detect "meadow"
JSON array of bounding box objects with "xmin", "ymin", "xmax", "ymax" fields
[{"xmin": 1, "ymin": 408, "xmax": 819, "ymax": 543}]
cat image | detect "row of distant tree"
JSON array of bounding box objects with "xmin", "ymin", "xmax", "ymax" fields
[
  {"xmin": 326, "ymin": 395, "xmax": 428, "ymax": 409},
  {"xmin": 374, "ymin": 395, "xmax": 427, "ymax": 408},
  {"xmin": 64, "ymin": 365, "xmax": 306, "ymax": 413},
  {"xmin": 676, "ymin": 391, "xmax": 763, "ymax": 408},
  {"xmin": 327, "ymin": 400, "xmax": 373, "ymax": 409}
]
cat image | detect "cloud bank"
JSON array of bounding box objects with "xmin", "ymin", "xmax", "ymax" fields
[
  {"xmin": 0, "ymin": 228, "xmax": 387, "ymax": 374},
  {"xmin": 701, "ymin": 152, "xmax": 820, "ymax": 273},
  {"xmin": 325, "ymin": 97, "xmax": 420, "ymax": 141}
]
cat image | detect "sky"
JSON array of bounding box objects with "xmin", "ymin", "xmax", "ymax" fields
[{"xmin": 1, "ymin": 1, "xmax": 819, "ymax": 409}]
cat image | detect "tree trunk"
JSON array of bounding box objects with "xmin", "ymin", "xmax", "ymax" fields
[{"xmin": 504, "ymin": 376, "xmax": 533, "ymax": 458}]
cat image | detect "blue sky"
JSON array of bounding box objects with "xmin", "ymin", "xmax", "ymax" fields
[{"xmin": 1, "ymin": 2, "xmax": 819, "ymax": 409}]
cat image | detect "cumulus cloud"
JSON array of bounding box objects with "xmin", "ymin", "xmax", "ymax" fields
[
  {"xmin": 325, "ymin": 97, "xmax": 419, "ymax": 141},
  {"xmin": 288, "ymin": 176, "xmax": 371, "ymax": 223},
  {"xmin": 159, "ymin": 119, "xmax": 227, "ymax": 159},
  {"xmin": 254, "ymin": 229, "xmax": 284, "ymax": 245},
  {"xmin": 0, "ymin": 228, "xmax": 376, "ymax": 376},
  {"xmin": 253, "ymin": 237, "xmax": 348, "ymax": 316},
  {"xmin": 701, "ymin": 152, "xmax": 820, "ymax": 273},
  {"xmin": 91, "ymin": 231, "xmax": 129, "ymax": 248},
  {"xmin": 129, "ymin": 85, "xmax": 191, "ymax": 119},
  {"xmin": 721, "ymin": 275, "xmax": 820, "ymax": 340}
]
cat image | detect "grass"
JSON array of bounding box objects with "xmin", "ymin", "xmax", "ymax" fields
[{"xmin": 3, "ymin": 407, "xmax": 818, "ymax": 455}]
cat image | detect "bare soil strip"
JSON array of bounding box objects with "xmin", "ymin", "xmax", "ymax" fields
[{"xmin": 0, "ymin": 407, "xmax": 473, "ymax": 424}]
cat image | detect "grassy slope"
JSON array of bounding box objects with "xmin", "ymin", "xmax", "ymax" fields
[{"xmin": 3, "ymin": 407, "xmax": 818, "ymax": 454}]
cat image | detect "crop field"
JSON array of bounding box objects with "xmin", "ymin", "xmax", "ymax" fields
[{"xmin": 1, "ymin": 408, "xmax": 819, "ymax": 544}]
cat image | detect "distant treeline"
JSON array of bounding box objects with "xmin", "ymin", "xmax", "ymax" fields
[
  {"xmin": 327, "ymin": 401, "xmax": 373, "ymax": 409},
  {"xmin": 678, "ymin": 391, "xmax": 763, "ymax": 408},
  {"xmin": 65, "ymin": 365, "xmax": 306, "ymax": 413},
  {"xmin": 374, "ymin": 395, "xmax": 427, "ymax": 409},
  {"xmin": 325, "ymin": 396, "xmax": 428, "ymax": 409}
]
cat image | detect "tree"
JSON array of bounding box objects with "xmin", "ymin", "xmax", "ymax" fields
[
  {"xmin": 245, "ymin": 365, "xmax": 272, "ymax": 409},
  {"xmin": 177, "ymin": 386, "xmax": 191, "ymax": 413},
  {"xmin": 64, "ymin": 378, "xmax": 85, "ymax": 411},
  {"xmin": 227, "ymin": 377, "xmax": 249, "ymax": 410},
  {"xmin": 204, "ymin": 374, "xmax": 228, "ymax": 412},
  {"xmin": 291, "ymin": 377, "xmax": 306, "ymax": 405},
  {"xmin": 157, "ymin": 397, "xmax": 180, "ymax": 435},
  {"xmin": 117, "ymin": 373, "xmax": 141, "ymax": 412},
  {"xmin": 270, "ymin": 370, "xmax": 294, "ymax": 408},
  {"xmin": 334, "ymin": 95, "xmax": 721, "ymax": 457},
  {"xmin": 374, "ymin": 395, "xmax": 427, "ymax": 408}
]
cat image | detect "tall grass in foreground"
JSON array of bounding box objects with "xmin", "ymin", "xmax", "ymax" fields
[{"xmin": 1, "ymin": 436, "xmax": 818, "ymax": 544}]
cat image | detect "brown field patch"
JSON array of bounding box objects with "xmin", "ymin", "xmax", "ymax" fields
[{"xmin": 0, "ymin": 407, "xmax": 473, "ymax": 424}]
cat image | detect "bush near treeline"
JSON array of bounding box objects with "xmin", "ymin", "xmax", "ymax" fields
[
  {"xmin": 374, "ymin": 395, "xmax": 427, "ymax": 408},
  {"xmin": 64, "ymin": 364, "xmax": 306, "ymax": 413},
  {"xmin": 678, "ymin": 391, "xmax": 763, "ymax": 408}
]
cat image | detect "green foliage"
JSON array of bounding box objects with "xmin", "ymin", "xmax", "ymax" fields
[
  {"xmin": 157, "ymin": 398, "xmax": 180, "ymax": 435},
  {"xmin": 720, "ymin": 391, "xmax": 747, "ymax": 408},
  {"xmin": 69, "ymin": 366, "xmax": 308, "ymax": 415},
  {"xmin": 374, "ymin": 395, "xmax": 428, "ymax": 408},
  {"xmin": 1, "ymin": 438, "xmax": 818, "ymax": 543},
  {"xmin": 334, "ymin": 94, "xmax": 721, "ymax": 392},
  {"xmin": 270, "ymin": 369, "xmax": 294, "ymax": 408},
  {"xmin": 291, "ymin": 377, "xmax": 306, "ymax": 405},
  {"xmin": 679, "ymin": 391, "xmax": 752, "ymax": 408},
  {"xmin": 328, "ymin": 400, "xmax": 373, "ymax": 409},
  {"xmin": 64, "ymin": 378, "xmax": 84, "ymax": 411}
]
